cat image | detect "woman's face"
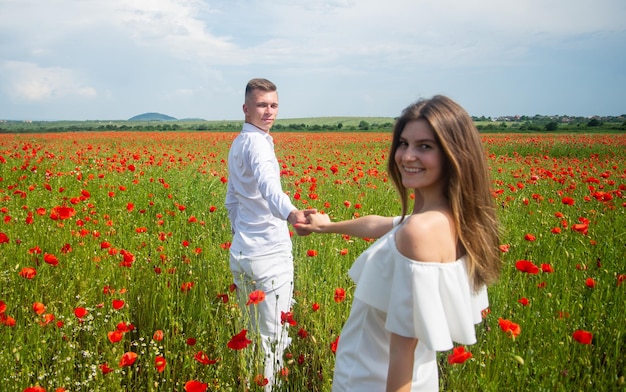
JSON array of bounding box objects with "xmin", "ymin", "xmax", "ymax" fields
[{"xmin": 394, "ymin": 119, "xmax": 446, "ymax": 191}]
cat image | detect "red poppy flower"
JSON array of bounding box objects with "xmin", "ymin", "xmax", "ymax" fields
[
  {"xmin": 99, "ymin": 363, "xmax": 113, "ymax": 375},
  {"xmin": 312, "ymin": 303, "xmax": 320, "ymax": 312},
  {"xmin": 307, "ymin": 249, "xmax": 318, "ymax": 257},
  {"xmin": 524, "ymin": 233, "xmax": 536, "ymax": 241},
  {"xmin": 254, "ymin": 374, "xmax": 269, "ymax": 387},
  {"xmin": 60, "ymin": 243, "xmax": 72, "ymax": 254},
  {"xmin": 334, "ymin": 287, "xmax": 346, "ymax": 303},
  {"xmin": 515, "ymin": 260, "xmax": 539, "ymax": 274},
  {"xmin": 281, "ymin": 311, "xmax": 297, "ymax": 326},
  {"xmin": 227, "ymin": 329, "xmax": 252, "ymax": 350},
  {"xmin": 0, "ymin": 300, "xmax": 6, "ymax": 314},
  {"xmin": 561, "ymin": 197, "xmax": 575, "ymax": 206},
  {"xmin": 518, "ymin": 297, "xmax": 529, "ymax": 306},
  {"xmin": 40, "ymin": 313, "xmax": 55, "ymax": 326},
  {"xmin": 0, "ymin": 232, "xmax": 8, "ymax": 244},
  {"xmin": 585, "ymin": 277, "xmax": 596, "ymax": 288},
  {"xmin": 19, "ymin": 267, "xmax": 37, "ymax": 279},
  {"xmin": 112, "ymin": 299, "xmax": 125, "ymax": 310},
  {"xmin": 330, "ymin": 336, "xmax": 340, "ymax": 354},
  {"xmin": 32, "ymin": 302, "xmax": 46, "ymax": 315},
  {"xmin": 43, "ymin": 253, "xmax": 59, "ymax": 266},
  {"xmin": 447, "ymin": 346, "xmax": 473, "ymax": 364},
  {"xmin": 50, "ymin": 205, "xmax": 76, "ymax": 220},
  {"xmin": 498, "ymin": 318, "xmax": 521, "ymax": 338},
  {"xmin": 339, "ymin": 248, "xmax": 349, "ymax": 256},
  {"xmin": 117, "ymin": 321, "xmax": 134, "ymax": 332},
  {"xmin": 297, "ymin": 328, "xmax": 308, "ymax": 339},
  {"xmin": 246, "ymin": 290, "xmax": 266, "ymax": 306},
  {"xmin": 186, "ymin": 337, "xmax": 196, "ymax": 346},
  {"xmin": 153, "ymin": 330, "xmax": 164, "ymax": 341},
  {"xmin": 572, "ymin": 222, "xmax": 589, "ymax": 235},
  {"xmin": 572, "ymin": 329, "xmax": 593, "ymax": 344},
  {"xmin": 155, "ymin": 356, "xmax": 166, "ymax": 373},
  {"xmin": 498, "ymin": 244, "xmax": 510, "ymax": 253},
  {"xmin": 216, "ymin": 293, "xmax": 229, "ymax": 303},
  {"xmin": 1, "ymin": 314, "xmax": 16, "ymax": 327},
  {"xmin": 194, "ymin": 351, "xmax": 218, "ymax": 365},
  {"xmin": 541, "ymin": 263, "xmax": 554, "ymax": 273},
  {"xmin": 74, "ymin": 307, "xmax": 88, "ymax": 319},
  {"xmin": 184, "ymin": 380, "xmax": 208, "ymax": 392},
  {"xmin": 119, "ymin": 249, "xmax": 135, "ymax": 267},
  {"xmin": 119, "ymin": 351, "xmax": 138, "ymax": 367},
  {"xmin": 108, "ymin": 330, "xmax": 123, "ymax": 343},
  {"xmin": 24, "ymin": 386, "xmax": 46, "ymax": 392}
]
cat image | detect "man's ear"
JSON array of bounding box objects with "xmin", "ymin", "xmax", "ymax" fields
[{"xmin": 242, "ymin": 103, "xmax": 248, "ymax": 115}]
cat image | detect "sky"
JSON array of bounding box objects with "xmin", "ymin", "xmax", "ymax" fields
[{"xmin": 1, "ymin": 0, "xmax": 625, "ymax": 121}]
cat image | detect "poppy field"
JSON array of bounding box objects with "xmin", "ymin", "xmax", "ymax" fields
[{"xmin": 0, "ymin": 131, "xmax": 625, "ymax": 392}]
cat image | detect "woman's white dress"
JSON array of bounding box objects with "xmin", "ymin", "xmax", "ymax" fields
[{"xmin": 331, "ymin": 218, "xmax": 489, "ymax": 392}]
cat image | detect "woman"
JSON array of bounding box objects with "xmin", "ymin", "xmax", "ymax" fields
[{"xmin": 296, "ymin": 95, "xmax": 501, "ymax": 391}]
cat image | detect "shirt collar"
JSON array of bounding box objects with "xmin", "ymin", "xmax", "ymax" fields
[{"xmin": 242, "ymin": 122, "xmax": 273, "ymax": 140}]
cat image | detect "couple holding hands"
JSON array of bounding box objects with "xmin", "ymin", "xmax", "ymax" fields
[{"xmin": 225, "ymin": 78, "xmax": 500, "ymax": 392}]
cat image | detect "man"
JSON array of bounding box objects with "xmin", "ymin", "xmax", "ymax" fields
[{"xmin": 225, "ymin": 78, "xmax": 312, "ymax": 389}]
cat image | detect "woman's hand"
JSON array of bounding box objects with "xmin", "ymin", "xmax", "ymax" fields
[{"xmin": 294, "ymin": 211, "xmax": 332, "ymax": 233}]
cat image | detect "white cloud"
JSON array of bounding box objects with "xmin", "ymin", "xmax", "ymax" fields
[
  {"xmin": 111, "ymin": 0, "xmax": 242, "ymax": 63},
  {"xmin": 174, "ymin": 88, "xmax": 195, "ymax": 96},
  {"xmin": 0, "ymin": 0, "xmax": 624, "ymax": 119},
  {"xmin": 1, "ymin": 61, "xmax": 97, "ymax": 102}
]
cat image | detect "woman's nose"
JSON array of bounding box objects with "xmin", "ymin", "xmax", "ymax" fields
[{"xmin": 402, "ymin": 147, "xmax": 417, "ymax": 160}]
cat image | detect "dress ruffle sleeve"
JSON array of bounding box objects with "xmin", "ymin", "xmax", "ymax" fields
[{"xmin": 349, "ymin": 224, "xmax": 488, "ymax": 352}]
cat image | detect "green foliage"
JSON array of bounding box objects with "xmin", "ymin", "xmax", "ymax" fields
[{"xmin": 0, "ymin": 132, "xmax": 624, "ymax": 391}]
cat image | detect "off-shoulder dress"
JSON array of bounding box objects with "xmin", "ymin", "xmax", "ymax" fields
[{"xmin": 331, "ymin": 217, "xmax": 488, "ymax": 392}]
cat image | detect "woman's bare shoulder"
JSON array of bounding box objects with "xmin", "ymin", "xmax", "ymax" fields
[{"xmin": 395, "ymin": 211, "xmax": 456, "ymax": 262}]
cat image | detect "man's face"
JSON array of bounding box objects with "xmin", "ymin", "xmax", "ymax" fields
[{"xmin": 243, "ymin": 89, "xmax": 279, "ymax": 132}]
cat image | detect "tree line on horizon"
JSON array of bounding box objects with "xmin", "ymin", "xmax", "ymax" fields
[{"xmin": 1, "ymin": 114, "xmax": 625, "ymax": 134}]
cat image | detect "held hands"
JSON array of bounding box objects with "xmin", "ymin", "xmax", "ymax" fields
[
  {"xmin": 293, "ymin": 211, "xmax": 331, "ymax": 234},
  {"xmin": 288, "ymin": 209, "xmax": 318, "ymax": 236}
]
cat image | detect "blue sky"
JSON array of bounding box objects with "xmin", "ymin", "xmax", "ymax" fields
[{"xmin": 1, "ymin": 0, "xmax": 624, "ymax": 121}]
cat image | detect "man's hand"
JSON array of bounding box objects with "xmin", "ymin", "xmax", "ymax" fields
[{"xmin": 288, "ymin": 209, "xmax": 317, "ymax": 236}]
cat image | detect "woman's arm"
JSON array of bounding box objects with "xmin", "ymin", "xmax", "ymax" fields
[
  {"xmin": 386, "ymin": 333, "xmax": 418, "ymax": 392},
  {"xmin": 296, "ymin": 213, "xmax": 396, "ymax": 239}
]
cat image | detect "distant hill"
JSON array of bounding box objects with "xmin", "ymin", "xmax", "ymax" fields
[{"xmin": 128, "ymin": 112, "xmax": 177, "ymax": 121}]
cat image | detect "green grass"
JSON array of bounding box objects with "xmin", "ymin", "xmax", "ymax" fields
[{"xmin": 0, "ymin": 131, "xmax": 624, "ymax": 391}]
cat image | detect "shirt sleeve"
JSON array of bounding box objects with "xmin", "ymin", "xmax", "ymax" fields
[
  {"xmin": 225, "ymin": 179, "xmax": 238, "ymax": 233},
  {"xmin": 248, "ymin": 135, "xmax": 297, "ymax": 220}
]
